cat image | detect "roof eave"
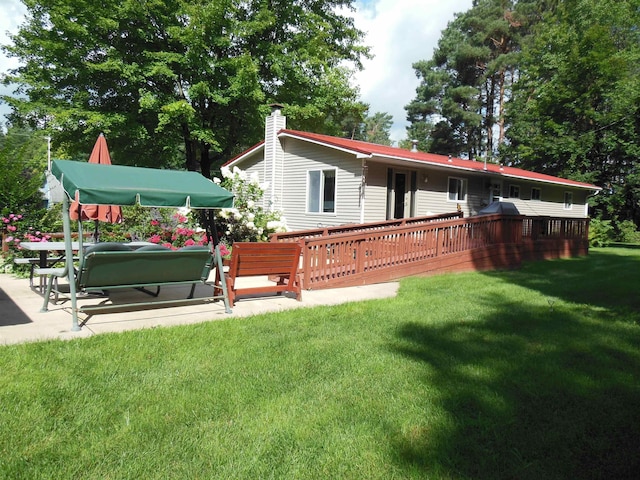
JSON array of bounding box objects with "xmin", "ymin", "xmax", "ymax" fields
[
  {"xmin": 368, "ymin": 154, "xmax": 600, "ymax": 191},
  {"xmin": 278, "ymin": 131, "xmax": 373, "ymax": 158}
]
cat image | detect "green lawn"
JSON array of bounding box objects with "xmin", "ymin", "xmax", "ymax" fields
[{"xmin": 1, "ymin": 247, "xmax": 639, "ymax": 479}]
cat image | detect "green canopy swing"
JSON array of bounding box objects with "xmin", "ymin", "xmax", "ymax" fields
[{"xmin": 50, "ymin": 159, "xmax": 235, "ymax": 331}]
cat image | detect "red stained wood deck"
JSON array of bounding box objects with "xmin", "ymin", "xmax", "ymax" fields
[{"xmin": 271, "ymin": 213, "xmax": 590, "ymax": 290}]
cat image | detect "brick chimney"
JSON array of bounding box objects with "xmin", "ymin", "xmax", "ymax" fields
[{"xmin": 264, "ymin": 104, "xmax": 286, "ymax": 211}]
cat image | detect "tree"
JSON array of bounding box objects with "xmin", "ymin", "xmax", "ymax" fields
[
  {"xmin": 503, "ymin": 0, "xmax": 640, "ymax": 225},
  {"xmin": 405, "ymin": 0, "xmax": 528, "ymax": 159},
  {"xmin": 345, "ymin": 111, "xmax": 393, "ymax": 145},
  {"xmin": 0, "ymin": 127, "xmax": 47, "ymax": 220},
  {"xmin": 2, "ymin": 0, "xmax": 368, "ymax": 177}
]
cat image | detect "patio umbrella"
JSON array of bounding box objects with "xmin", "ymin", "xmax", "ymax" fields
[{"xmin": 69, "ymin": 133, "xmax": 123, "ymax": 241}]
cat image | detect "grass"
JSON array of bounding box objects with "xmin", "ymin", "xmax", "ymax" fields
[{"xmin": 1, "ymin": 247, "xmax": 639, "ymax": 479}]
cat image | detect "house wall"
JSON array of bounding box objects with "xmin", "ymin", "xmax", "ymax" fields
[
  {"xmin": 232, "ymin": 138, "xmax": 593, "ymax": 233},
  {"xmin": 366, "ymin": 161, "xmax": 591, "ymax": 219},
  {"xmin": 363, "ymin": 163, "xmax": 388, "ymax": 223},
  {"xmin": 278, "ymin": 139, "xmax": 363, "ymax": 230}
]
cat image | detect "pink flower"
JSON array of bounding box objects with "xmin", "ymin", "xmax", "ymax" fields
[
  {"xmin": 184, "ymin": 238, "xmax": 196, "ymax": 246},
  {"xmin": 5, "ymin": 236, "xmax": 13, "ymax": 242},
  {"xmin": 150, "ymin": 220, "xmax": 159, "ymax": 226},
  {"xmin": 148, "ymin": 234, "xmax": 162, "ymax": 244},
  {"xmin": 2, "ymin": 218, "xmax": 9, "ymax": 224},
  {"xmin": 219, "ymin": 244, "xmax": 230, "ymax": 257},
  {"xmin": 7, "ymin": 225, "xmax": 17, "ymax": 232}
]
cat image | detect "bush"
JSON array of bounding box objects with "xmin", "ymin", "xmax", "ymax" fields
[
  {"xmin": 612, "ymin": 219, "xmax": 640, "ymax": 244},
  {"xmin": 214, "ymin": 166, "xmax": 288, "ymax": 244},
  {"xmin": 588, "ymin": 218, "xmax": 614, "ymax": 247}
]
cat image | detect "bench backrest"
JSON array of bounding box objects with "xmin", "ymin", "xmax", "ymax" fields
[
  {"xmin": 229, "ymin": 242, "xmax": 302, "ymax": 278},
  {"xmin": 78, "ymin": 248, "xmax": 213, "ymax": 289}
]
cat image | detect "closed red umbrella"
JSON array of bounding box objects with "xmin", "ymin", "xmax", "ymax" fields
[{"xmin": 70, "ymin": 134, "xmax": 123, "ymax": 241}]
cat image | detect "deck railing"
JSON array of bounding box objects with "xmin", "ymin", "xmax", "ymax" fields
[
  {"xmin": 273, "ymin": 214, "xmax": 590, "ymax": 290},
  {"xmin": 270, "ymin": 212, "xmax": 464, "ymax": 243}
]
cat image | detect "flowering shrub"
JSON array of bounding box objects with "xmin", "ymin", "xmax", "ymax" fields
[
  {"xmin": 214, "ymin": 166, "xmax": 288, "ymax": 244},
  {"xmin": 142, "ymin": 209, "xmax": 209, "ymax": 250},
  {"xmin": 1, "ymin": 213, "xmax": 52, "ymax": 272}
]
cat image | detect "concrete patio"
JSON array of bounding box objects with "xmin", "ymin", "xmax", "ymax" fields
[{"xmin": 0, "ymin": 273, "xmax": 399, "ymax": 345}]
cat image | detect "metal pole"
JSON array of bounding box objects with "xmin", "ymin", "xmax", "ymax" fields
[{"xmin": 62, "ymin": 194, "xmax": 81, "ymax": 331}]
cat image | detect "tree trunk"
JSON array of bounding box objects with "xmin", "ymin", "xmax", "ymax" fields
[
  {"xmin": 182, "ymin": 123, "xmax": 199, "ymax": 172},
  {"xmin": 498, "ymin": 68, "xmax": 507, "ymax": 146},
  {"xmin": 201, "ymin": 142, "xmax": 212, "ymax": 179}
]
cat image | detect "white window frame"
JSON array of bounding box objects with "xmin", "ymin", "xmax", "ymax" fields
[
  {"xmin": 307, "ymin": 168, "xmax": 337, "ymax": 214},
  {"xmin": 564, "ymin": 191, "xmax": 573, "ymax": 210},
  {"xmin": 447, "ymin": 176, "xmax": 467, "ymax": 202},
  {"xmin": 531, "ymin": 187, "xmax": 541, "ymax": 201},
  {"xmin": 508, "ymin": 184, "xmax": 520, "ymax": 199}
]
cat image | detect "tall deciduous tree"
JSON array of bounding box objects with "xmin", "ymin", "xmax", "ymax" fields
[
  {"xmin": 503, "ymin": 0, "xmax": 640, "ymax": 224},
  {"xmin": 0, "ymin": 127, "xmax": 47, "ymax": 218},
  {"xmin": 2, "ymin": 0, "xmax": 368, "ymax": 177}
]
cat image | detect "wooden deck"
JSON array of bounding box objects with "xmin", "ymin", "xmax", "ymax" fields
[{"xmin": 271, "ymin": 213, "xmax": 590, "ymax": 290}]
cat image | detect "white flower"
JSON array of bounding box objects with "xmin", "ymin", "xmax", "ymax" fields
[
  {"xmin": 220, "ymin": 166, "xmax": 231, "ymax": 178},
  {"xmin": 246, "ymin": 221, "xmax": 255, "ymax": 230},
  {"xmin": 247, "ymin": 200, "xmax": 255, "ymax": 209},
  {"xmin": 213, "ymin": 177, "xmax": 221, "ymax": 184},
  {"xmin": 247, "ymin": 212, "xmax": 255, "ymax": 221}
]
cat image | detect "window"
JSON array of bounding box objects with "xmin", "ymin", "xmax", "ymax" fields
[
  {"xmin": 531, "ymin": 187, "xmax": 541, "ymax": 201},
  {"xmin": 564, "ymin": 191, "xmax": 573, "ymax": 210},
  {"xmin": 508, "ymin": 185, "xmax": 520, "ymax": 199},
  {"xmin": 308, "ymin": 169, "xmax": 336, "ymax": 213},
  {"xmin": 448, "ymin": 177, "xmax": 467, "ymax": 202},
  {"xmin": 490, "ymin": 182, "xmax": 502, "ymax": 201}
]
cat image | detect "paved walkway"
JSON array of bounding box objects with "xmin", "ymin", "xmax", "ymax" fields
[{"xmin": 0, "ymin": 273, "xmax": 399, "ymax": 345}]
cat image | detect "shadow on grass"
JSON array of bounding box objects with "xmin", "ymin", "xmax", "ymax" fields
[{"xmin": 391, "ymin": 249, "xmax": 640, "ymax": 479}]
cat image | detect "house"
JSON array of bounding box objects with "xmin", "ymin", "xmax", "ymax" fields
[{"xmin": 225, "ymin": 106, "xmax": 601, "ymax": 232}]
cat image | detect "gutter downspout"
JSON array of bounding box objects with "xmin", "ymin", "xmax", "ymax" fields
[{"xmin": 360, "ymin": 160, "xmax": 367, "ymax": 224}]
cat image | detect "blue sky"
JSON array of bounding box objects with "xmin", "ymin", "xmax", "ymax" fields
[{"xmin": 1, "ymin": 0, "xmax": 473, "ymax": 142}]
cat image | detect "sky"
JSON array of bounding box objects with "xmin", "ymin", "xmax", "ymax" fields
[{"xmin": 0, "ymin": 0, "xmax": 473, "ymax": 142}]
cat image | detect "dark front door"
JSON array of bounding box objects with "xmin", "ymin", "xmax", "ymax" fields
[{"xmin": 394, "ymin": 172, "xmax": 407, "ymax": 219}]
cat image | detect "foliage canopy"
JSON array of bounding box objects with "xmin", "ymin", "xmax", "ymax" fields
[{"xmin": 2, "ymin": 0, "xmax": 368, "ymax": 177}]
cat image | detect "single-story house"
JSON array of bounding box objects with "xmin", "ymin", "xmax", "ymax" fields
[{"xmin": 225, "ymin": 106, "xmax": 601, "ymax": 232}]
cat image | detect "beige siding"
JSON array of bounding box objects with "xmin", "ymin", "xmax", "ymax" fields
[
  {"xmin": 277, "ymin": 139, "xmax": 363, "ymax": 231},
  {"xmin": 363, "ymin": 163, "xmax": 388, "ymax": 222},
  {"xmin": 232, "ymin": 145, "xmax": 592, "ymax": 231}
]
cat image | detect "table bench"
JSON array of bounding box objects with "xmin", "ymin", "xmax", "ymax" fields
[
  {"xmin": 15, "ymin": 255, "xmax": 79, "ymax": 288},
  {"xmin": 41, "ymin": 244, "xmax": 231, "ymax": 318},
  {"xmin": 214, "ymin": 241, "xmax": 302, "ymax": 306}
]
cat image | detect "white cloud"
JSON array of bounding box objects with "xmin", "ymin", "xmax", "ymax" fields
[
  {"xmin": 351, "ymin": 0, "xmax": 473, "ymax": 143},
  {"xmin": 0, "ymin": 0, "xmax": 473, "ymax": 141}
]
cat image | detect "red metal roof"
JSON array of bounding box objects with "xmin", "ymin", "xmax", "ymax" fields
[{"xmin": 227, "ymin": 129, "xmax": 601, "ymax": 191}]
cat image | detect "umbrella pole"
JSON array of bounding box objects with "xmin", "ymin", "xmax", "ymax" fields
[{"xmin": 94, "ymin": 219, "xmax": 99, "ymax": 243}]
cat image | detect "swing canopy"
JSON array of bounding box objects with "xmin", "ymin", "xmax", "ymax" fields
[{"xmin": 52, "ymin": 159, "xmax": 234, "ymax": 209}]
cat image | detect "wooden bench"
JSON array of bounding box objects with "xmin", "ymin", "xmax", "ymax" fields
[
  {"xmin": 214, "ymin": 241, "xmax": 302, "ymax": 306},
  {"xmin": 41, "ymin": 244, "xmax": 231, "ymax": 316}
]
